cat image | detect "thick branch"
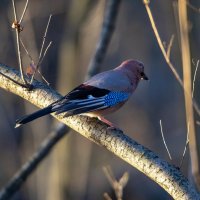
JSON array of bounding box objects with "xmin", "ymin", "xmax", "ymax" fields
[{"xmin": 0, "ymin": 63, "xmax": 199, "ymax": 199}]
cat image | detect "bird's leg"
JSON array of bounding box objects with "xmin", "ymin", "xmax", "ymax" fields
[{"xmin": 97, "ymin": 116, "xmax": 120, "ymax": 130}]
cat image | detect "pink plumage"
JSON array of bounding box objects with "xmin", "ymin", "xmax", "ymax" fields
[{"xmin": 15, "ymin": 59, "xmax": 148, "ymax": 128}]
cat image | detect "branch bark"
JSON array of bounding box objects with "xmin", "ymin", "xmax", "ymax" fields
[{"xmin": 0, "ymin": 63, "xmax": 199, "ymax": 199}]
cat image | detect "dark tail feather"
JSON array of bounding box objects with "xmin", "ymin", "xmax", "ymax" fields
[{"xmin": 15, "ymin": 106, "xmax": 53, "ymax": 128}]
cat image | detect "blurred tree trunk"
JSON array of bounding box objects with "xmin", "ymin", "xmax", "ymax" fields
[
  {"xmin": 46, "ymin": 1, "xmax": 97, "ymax": 199},
  {"xmin": 178, "ymin": 0, "xmax": 200, "ymax": 190}
]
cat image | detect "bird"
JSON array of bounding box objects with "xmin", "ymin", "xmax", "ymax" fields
[{"xmin": 15, "ymin": 59, "xmax": 148, "ymax": 128}]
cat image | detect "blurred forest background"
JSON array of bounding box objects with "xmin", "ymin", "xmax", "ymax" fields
[{"xmin": 0, "ymin": 0, "xmax": 200, "ymax": 199}]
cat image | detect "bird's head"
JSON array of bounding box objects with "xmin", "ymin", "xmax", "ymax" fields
[{"xmin": 117, "ymin": 59, "xmax": 148, "ymax": 82}]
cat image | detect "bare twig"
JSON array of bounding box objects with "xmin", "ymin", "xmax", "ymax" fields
[
  {"xmin": 103, "ymin": 166, "xmax": 129, "ymax": 200},
  {"xmin": 0, "ymin": 71, "xmax": 30, "ymax": 89},
  {"xmin": 19, "ymin": 0, "xmax": 29, "ymax": 24},
  {"xmin": 39, "ymin": 14, "xmax": 52, "ymax": 61},
  {"xmin": 86, "ymin": 0, "xmax": 121, "ymax": 79},
  {"xmin": 104, "ymin": 193, "xmax": 113, "ymax": 200},
  {"xmin": 192, "ymin": 60, "xmax": 199, "ymax": 98},
  {"xmin": 166, "ymin": 34, "xmax": 175, "ymax": 59},
  {"xmin": 20, "ymin": 38, "xmax": 49, "ymax": 85},
  {"xmin": 180, "ymin": 123, "xmax": 190, "ymax": 168},
  {"xmin": 12, "ymin": 0, "xmax": 28, "ymax": 85},
  {"xmin": 159, "ymin": 120, "xmax": 172, "ymax": 160},
  {"xmin": 38, "ymin": 41, "xmax": 52, "ymax": 66},
  {"xmin": 30, "ymin": 14, "xmax": 52, "ymax": 84},
  {"xmin": 187, "ymin": 0, "xmax": 200, "ymax": 14},
  {"xmin": 0, "ymin": 123, "xmax": 69, "ymax": 200}
]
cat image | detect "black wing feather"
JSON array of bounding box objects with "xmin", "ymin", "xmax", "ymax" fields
[{"xmin": 66, "ymin": 84, "xmax": 110, "ymax": 99}]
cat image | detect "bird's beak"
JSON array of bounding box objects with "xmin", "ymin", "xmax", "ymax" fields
[{"xmin": 141, "ymin": 72, "xmax": 149, "ymax": 80}]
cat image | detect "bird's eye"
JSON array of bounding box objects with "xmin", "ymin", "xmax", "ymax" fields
[{"xmin": 140, "ymin": 72, "xmax": 145, "ymax": 76}]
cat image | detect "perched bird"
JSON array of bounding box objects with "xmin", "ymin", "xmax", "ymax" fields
[{"xmin": 15, "ymin": 59, "xmax": 148, "ymax": 128}]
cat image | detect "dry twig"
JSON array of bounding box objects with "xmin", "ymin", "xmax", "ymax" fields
[
  {"xmin": 19, "ymin": 0, "xmax": 29, "ymax": 24},
  {"xmin": 12, "ymin": 0, "xmax": 28, "ymax": 85},
  {"xmin": 192, "ymin": 60, "xmax": 199, "ymax": 98},
  {"xmin": 180, "ymin": 122, "xmax": 190, "ymax": 168},
  {"xmin": 166, "ymin": 34, "xmax": 175, "ymax": 59},
  {"xmin": 103, "ymin": 166, "xmax": 129, "ymax": 200},
  {"xmin": 159, "ymin": 120, "xmax": 172, "ymax": 160},
  {"xmin": 104, "ymin": 193, "xmax": 113, "ymax": 200},
  {"xmin": 30, "ymin": 14, "xmax": 53, "ymax": 84},
  {"xmin": 20, "ymin": 38, "xmax": 50, "ymax": 85},
  {"xmin": 187, "ymin": 0, "xmax": 200, "ymax": 14}
]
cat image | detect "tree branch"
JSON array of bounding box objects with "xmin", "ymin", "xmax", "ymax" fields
[
  {"xmin": 0, "ymin": 63, "xmax": 199, "ymax": 199},
  {"xmin": 0, "ymin": 123, "xmax": 69, "ymax": 200}
]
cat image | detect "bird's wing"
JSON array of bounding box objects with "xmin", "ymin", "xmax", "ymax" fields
[{"xmin": 51, "ymin": 84, "xmax": 129, "ymax": 116}]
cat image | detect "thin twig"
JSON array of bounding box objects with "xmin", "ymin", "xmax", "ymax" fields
[
  {"xmin": 20, "ymin": 38, "xmax": 50, "ymax": 85},
  {"xmin": 104, "ymin": 193, "xmax": 113, "ymax": 200},
  {"xmin": 38, "ymin": 41, "xmax": 52, "ymax": 66},
  {"xmin": 39, "ymin": 14, "xmax": 52, "ymax": 61},
  {"xmin": 187, "ymin": 0, "xmax": 200, "ymax": 14},
  {"xmin": 103, "ymin": 166, "xmax": 115, "ymax": 185},
  {"xmin": 166, "ymin": 34, "xmax": 175, "ymax": 59},
  {"xmin": 86, "ymin": 0, "xmax": 121, "ymax": 79},
  {"xmin": 19, "ymin": 0, "xmax": 29, "ymax": 24},
  {"xmin": 0, "ymin": 123, "xmax": 69, "ymax": 200},
  {"xmin": 0, "ymin": 71, "xmax": 30, "ymax": 89},
  {"xmin": 159, "ymin": 120, "xmax": 172, "ymax": 160},
  {"xmin": 192, "ymin": 60, "xmax": 199, "ymax": 98},
  {"xmin": 12, "ymin": 0, "xmax": 28, "ymax": 85},
  {"xmin": 180, "ymin": 122, "xmax": 190, "ymax": 168},
  {"xmin": 30, "ymin": 14, "xmax": 52, "ymax": 84},
  {"xmin": 103, "ymin": 166, "xmax": 129, "ymax": 200}
]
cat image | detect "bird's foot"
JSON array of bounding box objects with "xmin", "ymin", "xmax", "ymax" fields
[{"xmin": 97, "ymin": 116, "xmax": 121, "ymax": 131}]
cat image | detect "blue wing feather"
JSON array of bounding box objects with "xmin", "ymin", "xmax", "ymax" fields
[{"xmin": 52, "ymin": 91, "xmax": 129, "ymax": 116}]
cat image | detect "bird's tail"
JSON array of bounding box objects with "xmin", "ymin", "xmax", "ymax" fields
[{"xmin": 15, "ymin": 106, "xmax": 53, "ymax": 128}]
